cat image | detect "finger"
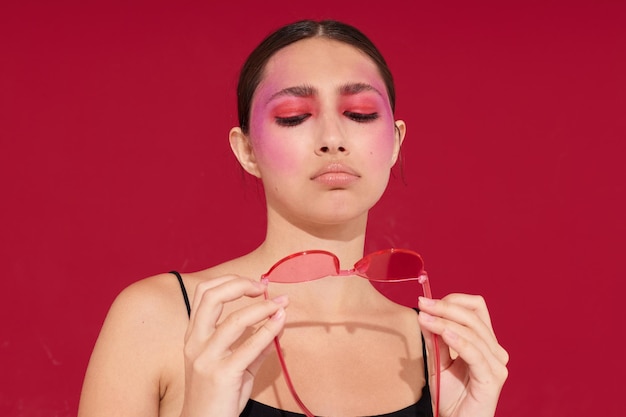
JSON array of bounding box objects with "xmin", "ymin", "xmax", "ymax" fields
[
  {"xmin": 244, "ymin": 336, "xmax": 276, "ymax": 379},
  {"xmin": 441, "ymin": 325, "xmax": 509, "ymax": 391},
  {"xmin": 419, "ymin": 303, "xmax": 507, "ymax": 378},
  {"xmin": 225, "ymin": 305, "xmax": 287, "ymax": 374},
  {"xmin": 189, "ymin": 275, "xmax": 243, "ymax": 314},
  {"xmin": 430, "ymin": 296, "xmax": 494, "ymax": 345},
  {"xmin": 442, "ymin": 294, "xmax": 509, "ymax": 365},
  {"xmin": 439, "ymin": 293, "xmax": 494, "ymax": 334},
  {"xmin": 187, "ymin": 276, "xmax": 267, "ymax": 342},
  {"xmin": 208, "ymin": 295, "xmax": 289, "ymax": 356},
  {"xmin": 418, "ymin": 295, "xmax": 507, "ymax": 364}
]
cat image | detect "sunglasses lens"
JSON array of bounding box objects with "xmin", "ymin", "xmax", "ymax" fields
[
  {"xmin": 357, "ymin": 250, "xmax": 424, "ymax": 281},
  {"xmin": 266, "ymin": 252, "xmax": 339, "ymax": 283}
]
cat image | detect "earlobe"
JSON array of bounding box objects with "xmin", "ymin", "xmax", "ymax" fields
[
  {"xmin": 229, "ymin": 127, "xmax": 261, "ymax": 178},
  {"xmin": 391, "ymin": 120, "xmax": 406, "ymax": 166}
]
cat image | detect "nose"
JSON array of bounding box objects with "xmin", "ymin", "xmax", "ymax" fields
[{"xmin": 315, "ymin": 115, "xmax": 349, "ymax": 156}]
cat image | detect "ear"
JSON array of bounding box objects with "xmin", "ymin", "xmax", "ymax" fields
[
  {"xmin": 229, "ymin": 127, "xmax": 261, "ymax": 178},
  {"xmin": 391, "ymin": 120, "xmax": 406, "ymax": 166}
]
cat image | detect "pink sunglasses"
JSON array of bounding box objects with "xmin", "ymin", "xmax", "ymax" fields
[{"xmin": 261, "ymin": 248, "xmax": 440, "ymax": 417}]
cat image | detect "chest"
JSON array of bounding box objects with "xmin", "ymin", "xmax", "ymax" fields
[{"xmin": 252, "ymin": 312, "xmax": 427, "ymax": 416}]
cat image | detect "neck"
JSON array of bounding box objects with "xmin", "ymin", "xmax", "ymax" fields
[{"xmin": 260, "ymin": 207, "xmax": 368, "ymax": 267}]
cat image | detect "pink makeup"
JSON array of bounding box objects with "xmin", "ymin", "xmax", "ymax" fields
[
  {"xmin": 246, "ymin": 39, "xmax": 399, "ymax": 181},
  {"xmin": 271, "ymin": 98, "xmax": 316, "ymax": 126},
  {"xmin": 340, "ymin": 92, "xmax": 381, "ymax": 113}
]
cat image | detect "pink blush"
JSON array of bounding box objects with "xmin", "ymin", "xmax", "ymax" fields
[
  {"xmin": 248, "ymin": 113, "xmax": 300, "ymax": 175},
  {"xmin": 259, "ymin": 142, "xmax": 302, "ymax": 177}
]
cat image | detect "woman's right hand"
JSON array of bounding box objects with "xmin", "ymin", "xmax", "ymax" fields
[{"xmin": 180, "ymin": 275, "xmax": 288, "ymax": 417}]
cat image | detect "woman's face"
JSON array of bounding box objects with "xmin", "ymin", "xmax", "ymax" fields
[{"xmin": 245, "ymin": 37, "xmax": 404, "ymax": 226}]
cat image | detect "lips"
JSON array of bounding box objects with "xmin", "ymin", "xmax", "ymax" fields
[{"xmin": 310, "ymin": 163, "xmax": 361, "ymax": 187}]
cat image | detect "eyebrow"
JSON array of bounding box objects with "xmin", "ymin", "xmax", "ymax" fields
[
  {"xmin": 267, "ymin": 85, "xmax": 315, "ymax": 103},
  {"xmin": 266, "ymin": 82, "xmax": 382, "ymax": 104},
  {"xmin": 339, "ymin": 82, "xmax": 382, "ymax": 97}
]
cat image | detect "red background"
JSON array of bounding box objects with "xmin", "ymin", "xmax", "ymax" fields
[{"xmin": 1, "ymin": 1, "xmax": 624, "ymax": 416}]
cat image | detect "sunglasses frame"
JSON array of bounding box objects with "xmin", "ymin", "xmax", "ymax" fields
[{"xmin": 260, "ymin": 248, "xmax": 440, "ymax": 417}]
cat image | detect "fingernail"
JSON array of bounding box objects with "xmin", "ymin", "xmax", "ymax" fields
[
  {"xmin": 419, "ymin": 296, "xmax": 435, "ymax": 307},
  {"xmin": 272, "ymin": 295, "xmax": 289, "ymax": 305},
  {"xmin": 272, "ymin": 307, "xmax": 285, "ymax": 321}
]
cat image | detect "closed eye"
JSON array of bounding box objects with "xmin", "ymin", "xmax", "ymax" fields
[
  {"xmin": 344, "ymin": 111, "xmax": 379, "ymax": 123},
  {"xmin": 275, "ymin": 114, "xmax": 312, "ymax": 127}
]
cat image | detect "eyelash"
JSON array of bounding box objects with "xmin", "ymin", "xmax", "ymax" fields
[
  {"xmin": 344, "ymin": 111, "xmax": 379, "ymax": 123},
  {"xmin": 275, "ymin": 114, "xmax": 311, "ymax": 127},
  {"xmin": 275, "ymin": 112, "xmax": 379, "ymax": 127}
]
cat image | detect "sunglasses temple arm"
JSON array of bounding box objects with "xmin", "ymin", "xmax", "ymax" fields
[
  {"xmin": 273, "ymin": 337, "xmax": 316, "ymax": 417},
  {"xmin": 419, "ymin": 273, "xmax": 440, "ymax": 417},
  {"xmin": 430, "ymin": 334, "xmax": 441, "ymax": 417},
  {"xmin": 263, "ymin": 287, "xmax": 315, "ymax": 417}
]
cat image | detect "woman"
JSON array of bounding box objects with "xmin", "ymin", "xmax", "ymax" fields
[{"xmin": 78, "ymin": 20, "xmax": 508, "ymax": 417}]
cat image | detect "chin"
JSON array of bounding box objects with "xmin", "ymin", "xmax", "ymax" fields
[{"xmin": 306, "ymin": 208, "xmax": 371, "ymax": 228}]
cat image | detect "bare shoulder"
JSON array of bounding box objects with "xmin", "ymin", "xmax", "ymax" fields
[
  {"xmin": 88, "ymin": 272, "xmax": 193, "ymax": 368},
  {"xmin": 109, "ymin": 272, "xmax": 190, "ymax": 322},
  {"xmin": 78, "ymin": 273, "xmax": 188, "ymax": 416},
  {"xmin": 79, "ymin": 260, "xmax": 256, "ymax": 416}
]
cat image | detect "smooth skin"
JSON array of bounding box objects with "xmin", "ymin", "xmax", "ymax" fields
[{"xmin": 78, "ymin": 37, "xmax": 508, "ymax": 417}]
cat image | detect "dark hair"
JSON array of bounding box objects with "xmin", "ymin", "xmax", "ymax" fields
[{"xmin": 237, "ymin": 20, "xmax": 396, "ymax": 133}]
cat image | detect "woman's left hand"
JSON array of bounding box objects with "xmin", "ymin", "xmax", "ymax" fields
[{"xmin": 418, "ymin": 293, "xmax": 509, "ymax": 417}]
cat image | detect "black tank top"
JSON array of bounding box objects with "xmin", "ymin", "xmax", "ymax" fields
[{"xmin": 172, "ymin": 271, "xmax": 433, "ymax": 417}]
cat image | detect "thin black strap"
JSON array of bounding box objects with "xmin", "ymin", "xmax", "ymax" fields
[
  {"xmin": 421, "ymin": 332, "xmax": 429, "ymax": 382},
  {"xmin": 171, "ymin": 271, "xmax": 191, "ymax": 318},
  {"xmin": 414, "ymin": 308, "xmax": 430, "ymax": 383}
]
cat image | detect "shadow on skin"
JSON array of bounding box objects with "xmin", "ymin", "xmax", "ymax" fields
[{"xmin": 245, "ymin": 317, "xmax": 426, "ymax": 400}]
